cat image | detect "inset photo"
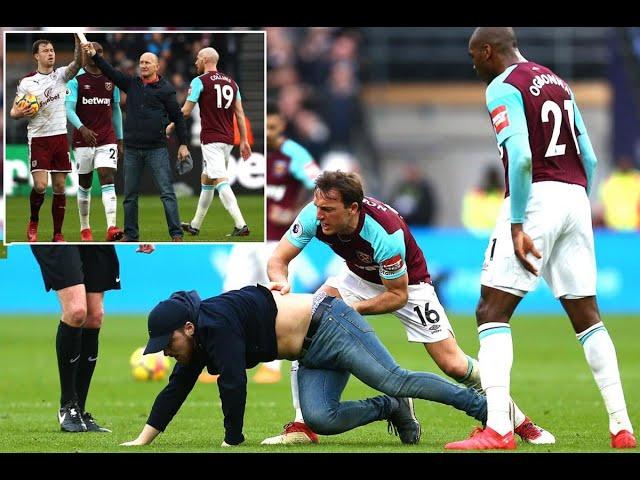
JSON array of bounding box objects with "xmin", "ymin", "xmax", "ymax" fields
[{"xmin": 4, "ymin": 30, "xmax": 265, "ymax": 243}]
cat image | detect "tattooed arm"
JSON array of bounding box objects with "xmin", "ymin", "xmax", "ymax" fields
[{"xmin": 63, "ymin": 34, "xmax": 83, "ymax": 82}]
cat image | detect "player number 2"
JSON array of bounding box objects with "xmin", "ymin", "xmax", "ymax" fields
[
  {"xmin": 541, "ymin": 99, "xmax": 580, "ymax": 158},
  {"xmin": 413, "ymin": 303, "xmax": 440, "ymax": 326},
  {"xmin": 214, "ymin": 84, "xmax": 234, "ymax": 109}
]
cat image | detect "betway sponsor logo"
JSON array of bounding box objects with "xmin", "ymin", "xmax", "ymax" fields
[
  {"xmin": 528, "ymin": 72, "xmax": 571, "ymax": 97},
  {"xmin": 82, "ymin": 97, "xmax": 111, "ymax": 105}
]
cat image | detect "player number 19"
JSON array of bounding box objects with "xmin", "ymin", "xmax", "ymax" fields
[{"xmin": 214, "ymin": 84, "xmax": 234, "ymax": 109}]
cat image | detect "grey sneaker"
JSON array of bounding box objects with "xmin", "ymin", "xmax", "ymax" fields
[
  {"xmin": 82, "ymin": 411, "xmax": 111, "ymax": 433},
  {"xmin": 58, "ymin": 401, "xmax": 87, "ymax": 432},
  {"xmin": 387, "ymin": 397, "xmax": 421, "ymax": 444},
  {"xmin": 226, "ymin": 225, "xmax": 250, "ymax": 237},
  {"xmin": 181, "ymin": 222, "xmax": 200, "ymax": 236}
]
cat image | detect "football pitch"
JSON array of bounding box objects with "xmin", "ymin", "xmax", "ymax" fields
[
  {"xmin": 1, "ymin": 313, "xmax": 638, "ymax": 453},
  {"xmin": 5, "ymin": 194, "xmax": 264, "ymax": 243}
]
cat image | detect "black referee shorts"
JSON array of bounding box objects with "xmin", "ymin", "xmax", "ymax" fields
[{"xmin": 31, "ymin": 246, "xmax": 121, "ymax": 293}]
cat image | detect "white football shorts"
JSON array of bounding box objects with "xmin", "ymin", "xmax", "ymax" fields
[
  {"xmin": 201, "ymin": 142, "xmax": 233, "ymax": 179},
  {"xmin": 480, "ymin": 181, "xmax": 596, "ymax": 298},
  {"xmin": 74, "ymin": 144, "xmax": 118, "ymax": 174},
  {"xmin": 325, "ymin": 266, "xmax": 453, "ymax": 343}
]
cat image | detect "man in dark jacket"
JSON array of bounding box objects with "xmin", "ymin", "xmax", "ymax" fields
[
  {"xmin": 83, "ymin": 42, "xmax": 190, "ymax": 241},
  {"xmin": 120, "ymin": 285, "xmax": 488, "ymax": 448}
]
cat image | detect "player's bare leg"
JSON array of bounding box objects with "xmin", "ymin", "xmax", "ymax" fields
[
  {"xmin": 51, "ymin": 172, "xmax": 68, "ymax": 242},
  {"xmin": 78, "ymin": 172, "xmax": 94, "ymax": 241},
  {"xmin": 98, "ymin": 167, "xmax": 123, "ymax": 241},
  {"xmin": 561, "ymin": 296, "xmax": 636, "ymax": 448},
  {"xmin": 28, "ymin": 170, "xmax": 48, "ymax": 242}
]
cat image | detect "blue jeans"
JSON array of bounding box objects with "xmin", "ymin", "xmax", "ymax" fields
[
  {"xmin": 123, "ymin": 147, "xmax": 182, "ymax": 239},
  {"xmin": 298, "ymin": 299, "xmax": 487, "ymax": 435}
]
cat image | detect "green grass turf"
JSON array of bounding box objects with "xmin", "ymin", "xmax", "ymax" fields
[
  {"xmin": 0, "ymin": 313, "xmax": 638, "ymax": 452},
  {"xmin": 5, "ymin": 194, "xmax": 264, "ymax": 243}
]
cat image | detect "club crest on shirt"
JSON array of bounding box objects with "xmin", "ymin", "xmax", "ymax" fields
[
  {"xmin": 491, "ymin": 105, "xmax": 510, "ymax": 134},
  {"xmin": 105, "ymin": 82, "xmax": 113, "ymax": 91},
  {"xmin": 355, "ymin": 251, "xmax": 373, "ymax": 264},
  {"xmin": 273, "ymin": 160, "xmax": 287, "ymax": 177}
]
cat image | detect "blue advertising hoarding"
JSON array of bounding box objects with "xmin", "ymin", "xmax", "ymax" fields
[{"xmin": 0, "ymin": 229, "xmax": 638, "ymax": 314}]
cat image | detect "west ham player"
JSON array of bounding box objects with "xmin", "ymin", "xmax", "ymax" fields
[
  {"xmin": 445, "ymin": 27, "xmax": 636, "ymax": 450},
  {"xmin": 10, "ymin": 35, "xmax": 83, "ymax": 242},
  {"xmin": 223, "ymin": 101, "xmax": 320, "ymax": 384},
  {"xmin": 262, "ymin": 170, "xmax": 553, "ymax": 445},
  {"xmin": 66, "ymin": 42, "xmax": 125, "ymax": 242},
  {"xmin": 179, "ymin": 47, "xmax": 252, "ymax": 237}
]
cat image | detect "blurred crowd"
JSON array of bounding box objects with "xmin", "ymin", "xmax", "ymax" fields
[{"xmin": 2, "ymin": 27, "xmax": 639, "ymax": 232}]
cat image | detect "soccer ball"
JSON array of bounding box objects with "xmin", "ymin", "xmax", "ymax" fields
[
  {"xmin": 16, "ymin": 93, "xmax": 39, "ymax": 114},
  {"xmin": 129, "ymin": 347, "xmax": 171, "ymax": 381}
]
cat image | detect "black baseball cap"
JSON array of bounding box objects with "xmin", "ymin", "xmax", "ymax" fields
[{"xmin": 143, "ymin": 299, "xmax": 191, "ymax": 355}]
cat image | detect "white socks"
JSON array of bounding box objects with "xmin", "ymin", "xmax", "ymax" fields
[
  {"xmin": 101, "ymin": 184, "xmax": 117, "ymax": 228},
  {"xmin": 217, "ymin": 182, "xmax": 246, "ymax": 229},
  {"xmin": 191, "ymin": 184, "xmax": 215, "ymax": 230},
  {"xmin": 578, "ymin": 322, "xmax": 633, "ymax": 434},
  {"xmin": 77, "ymin": 186, "xmax": 91, "ymax": 230},
  {"xmin": 478, "ymin": 322, "xmax": 513, "ymax": 436},
  {"xmin": 461, "ymin": 354, "xmax": 526, "ymax": 429},
  {"xmin": 291, "ymin": 360, "xmax": 305, "ymax": 423}
]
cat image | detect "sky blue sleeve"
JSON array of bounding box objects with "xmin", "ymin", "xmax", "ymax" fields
[
  {"xmin": 65, "ymin": 100, "xmax": 82, "ymax": 129},
  {"xmin": 187, "ymin": 77, "xmax": 203, "ymax": 103},
  {"xmin": 362, "ymin": 217, "xmax": 407, "ymax": 280},
  {"xmin": 66, "ymin": 76, "xmax": 78, "ymax": 103},
  {"xmin": 284, "ymin": 202, "xmax": 318, "ymax": 249},
  {"xmin": 282, "ymin": 140, "xmax": 318, "ymax": 189},
  {"xmin": 486, "ymin": 80, "xmax": 528, "ymax": 146},
  {"xmin": 65, "ymin": 76, "xmax": 83, "ymax": 128},
  {"xmin": 504, "ymin": 134, "xmax": 533, "ymax": 223},
  {"xmin": 112, "ymin": 102, "xmax": 123, "ymax": 140},
  {"xmin": 237, "ymin": 88, "xmax": 242, "ymax": 101},
  {"xmin": 571, "ymin": 98, "xmax": 597, "ymax": 194}
]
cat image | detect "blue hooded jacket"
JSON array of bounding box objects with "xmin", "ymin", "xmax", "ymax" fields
[{"xmin": 146, "ymin": 285, "xmax": 278, "ymax": 446}]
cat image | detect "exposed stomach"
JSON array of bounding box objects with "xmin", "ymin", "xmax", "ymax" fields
[{"xmin": 272, "ymin": 292, "xmax": 313, "ymax": 359}]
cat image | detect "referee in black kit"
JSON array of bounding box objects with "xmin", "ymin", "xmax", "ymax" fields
[{"xmin": 31, "ymin": 244, "xmax": 153, "ymax": 433}]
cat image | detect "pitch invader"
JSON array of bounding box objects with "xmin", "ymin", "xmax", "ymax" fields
[
  {"xmin": 178, "ymin": 47, "xmax": 252, "ymax": 237},
  {"xmin": 66, "ymin": 41, "xmax": 125, "ymax": 242},
  {"xmin": 10, "ymin": 35, "xmax": 83, "ymax": 242}
]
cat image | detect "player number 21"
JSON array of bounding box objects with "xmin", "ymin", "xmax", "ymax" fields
[
  {"xmin": 541, "ymin": 99, "xmax": 580, "ymax": 158},
  {"xmin": 214, "ymin": 84, "xmax": 234, "ymax": 109}
]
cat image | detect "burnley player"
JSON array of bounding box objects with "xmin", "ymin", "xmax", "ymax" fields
[
  {"xmin": 179, "ymin": 47, "xmax": 252, "ymax": 237},
  {"xmin": 66, "ymin": 41, "xmax": 125, "ymax": 242},
  {"xmin": 223, "ymin": 101, "xmax": 320, "ymax": 384},
  {"xmin": 10, "ymin": 35, "xmax": 83, "ymax": 242},
  {"xmin": 445, "ymin": 27, "xmax": 635, "ymax": 450},
  {"xmin": 262, "ymin": 170, "xmax": 553, "ymax": 446}
]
